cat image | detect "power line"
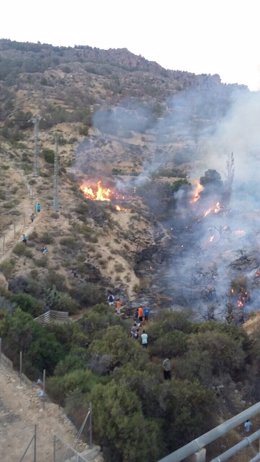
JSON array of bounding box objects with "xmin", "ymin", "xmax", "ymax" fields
[
  {"xmin": 53, "ymin": 135, "xmax": 59, "ymax": 211},
  {"xmin": 32, "ymin": 115, "xmax": 41, "ymax": 176}
]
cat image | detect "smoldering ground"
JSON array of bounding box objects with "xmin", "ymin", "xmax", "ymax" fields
[{"xmin": 73, "ymin": 84, "xmax": 260, "ymax": 318}]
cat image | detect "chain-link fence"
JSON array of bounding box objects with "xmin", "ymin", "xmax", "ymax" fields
[{"xmin": 53, "ymin": 436, "xmax": 89, "ymax": 462}]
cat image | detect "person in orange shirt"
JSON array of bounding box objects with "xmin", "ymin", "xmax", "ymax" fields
[
  {"xmin": 115, "ymin": 298, "xmax": 122, "ymax": 315},
  {"xmin": 138, "ymin": 305, "xmax": 144, "ymax": 323}
]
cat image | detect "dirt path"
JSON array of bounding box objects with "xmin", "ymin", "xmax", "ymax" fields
[
  {"xmin": 0, "ymin": 197, "xmax": 38, "ymax": 265},
  {"xmin": 0, "ymin": 359, "xmax": 78, "ymax": 462},
  {"xmin": 0, "ymin": 172, "xmax": 88, "ymax": 461}
]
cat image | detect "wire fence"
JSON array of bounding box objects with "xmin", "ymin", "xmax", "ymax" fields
[
  {"xmin": 19, "ymin": 425, "xmax": 37, "ymax": 462},
  {"xmin": 53, "ymin": 436, "xmax": 90, "ymax": 462},
  {"xmin": 0, "ymin": 342, "xmax": 98, "ymax": 462},
  {"xmin": 0, "ymin": 213, "xmax": 27, "ymax": 256}
]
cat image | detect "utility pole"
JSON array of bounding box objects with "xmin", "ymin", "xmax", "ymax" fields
[
  {"xmin": 32, "ymin": 115, "xmax": 41, "ymax": 176},
  {"xmin": 53, "ymin": 135, "xmax": 59, "ymax": 211}
]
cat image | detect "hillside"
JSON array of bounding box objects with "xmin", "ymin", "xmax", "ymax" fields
[
  {"xmin": 0, "ymin": 39, "xmax": 248, "ymax": 308},
  {"xmin": 1, "ymin": 39, "xmax": 260, "ymax": 462}
]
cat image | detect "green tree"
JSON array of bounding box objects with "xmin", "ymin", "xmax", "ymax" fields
[
  {"xmin": 47, "ymin": 368, "xmax": 99, "ymax": 405},
  {"xmin": 0, "ymin": 308, "xmax": 66, "ymax": 377},
  {"xmin": 157, "ymin": 379, "xmax": 216, "ymax": 452},
  {"xmin": 11, "ymin": 293, "xmax": 44, "ymax": 317},
  {"xmin": 90, "ymin": 380, "xmax": 162, "ymax": 462},
  {"xmin": 88, "ymin": 325, "xmax": 147, "ymax": 374},
  {"xmin": 79, "ymin": 303, "xmax": 121, "ymax": 342},
  {"xmin": 176, "ymin": 330, "xmax": 246, "ymax": 385},
  {"xmin": 149, "ymin": 330, "xmax": 188, "ymax": 358}
]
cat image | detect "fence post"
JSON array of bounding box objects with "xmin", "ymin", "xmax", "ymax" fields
[
  {"xmin": 43, "ymin": 368, "xmax": 46, "ymax": 409},
  {"xmin": 33, "ymin": 425, "xmax": 37, "ymax": 462},
  {"xmin": 89, "ymin": 402, "xmax": 93, "ymax": 448},
  {"xmin": 192, "ymin": 448, "xmax": 206, "ymax": 462},
  {"xmin": 53, "ymin": 435, "xmax": 56, "ymax": 462},
  {"xmin": 19, "ymin": 351, "xmax": 22, "ymax": 385}
]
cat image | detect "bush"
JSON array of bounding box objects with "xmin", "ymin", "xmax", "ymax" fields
[
  {"xmin": 149, "ymin": 331, "xmax": 188, "ymax": 358},
  {"xmin": 60, "ymin": 236, "xmax": 80, "ymax": 250},
  {"xmin": 40, "ymin": 232, "xmax": 53, "ymax": 244},
  {"xmin": 71, "ymin": 282, "xmax": 104, "ymax": 306},
  {"xmin": 0, "ymin": 259, "xmax": 15, "ymax": 278},
  {"xmin": 114, "ymin": 263, "xmax": 124, "ymax": 273},
  {"xmin": 34, "ymin": 257, "xmax": 48, "ymax": 267},
  {"xmin": 45, "ymin": 270, "xmax": 67, "ymax": 291},
  {"xmin": 42, "ymin": 148, "xmax": 55, "ymax": 164},
  {"xmin": 13, "ymin": 243, "xmax": 33, "ymax": 258},
  {"xmin": 45, "ymin": 287, "xmax": 79, "ymax": 314},
  {"xmin": 11, "ymin": 293, "xmax": 44, "ymax": 317},
  {"xmin": 54, "ymin": 347, "xmax": 88, "ymax": 376},
  {"xmin": 88, "ymin": 325, "xmax": 147, "ymax": 373},
  {"xmin": 47, "ymin": 369, "xmax": 98, "ymax": 405},
  {"xmin": 89, "ymin": 380, "xmax": 162, "ymax": 462}
]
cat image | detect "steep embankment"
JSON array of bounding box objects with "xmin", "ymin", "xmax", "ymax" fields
[{"xmin": 0, "ymin": 358, "xmax": 77, "ymax": 461}]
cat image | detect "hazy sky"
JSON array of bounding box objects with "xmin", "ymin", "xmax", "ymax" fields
[{"xmin": 1, "ymin": 0, "xmax": 260, "ymax": 90}]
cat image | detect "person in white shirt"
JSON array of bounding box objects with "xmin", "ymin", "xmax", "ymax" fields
[{"xmin": 141, "ymin": 330, "xmax": 148, "ymax": 348}]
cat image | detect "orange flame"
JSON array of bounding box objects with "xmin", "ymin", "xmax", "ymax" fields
[
  {"xmin": 115, "ymin": 205, "xmax": 129, "ymax": 212},
  {"xmin": 80, "ymin": 180, "xmax": 111, "ymax": 201},
  {"xmin": 204, "ymin": 202, "xmax": 221, "ymax": 217},
  {"xmin": 191, "ymin": 180, "xmax": 204, "ymax": 203}
]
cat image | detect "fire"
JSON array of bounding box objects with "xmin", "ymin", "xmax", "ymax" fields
[
  {"xmin": 114, "ymin": 205, "xmax": 129, "ymax": 212},
  {"xmin": 204, "ymin": 202, "xmax": 221, "ymax": 217},
  {"xmin": 80, "ymin": 180, "xmax": 112, "ymax": 201},
  {"xmin": 191, "ymin": 180, "xmax": 204, "ymax": 203}
]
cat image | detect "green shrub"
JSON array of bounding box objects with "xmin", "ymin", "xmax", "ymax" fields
[
  {"xmin": 45, "ymin": 271, "xmax": 66, "ymax": 291},
  {"xmin": 40, "ymin": 232, "xmax": 53, "ymax": 244},
  {"xmin": 13, "ymin": 243, "xmax": 33, "ymax": 258},
  {"xmin": 114, "ymin": 263, "xmax": 124, "ymax": 273},
  {"xmin": 45, "ymin": 287, "xmax": 79, "ymax": 314},
  {"xmin": 71, "ymin": 282, "xmax": 104, "ymax": 306},
  {"xmin": 47, "ymin": 369, "xmax": 98, "ymax": 405},
  {"xmin": 34, "ymin": 257, "xmax": 48, "ymax": 267},
  {"xmin": 149, "ymin": 331, "xmax": 188, "ymax": 358},
  {"xmin": 60, "ymin": 236, "xmax": 80, "ymax": 249},
  {"xmin": 0, "ymin": 259, "xmax": 15, "ymax": 278},
  {"xmin": 11, "ymin": 293, "xmax": 44, "ymax": 317},
  {"xmin": 42, "ymin": 148, "xmax": 55, "ymax": 164}
]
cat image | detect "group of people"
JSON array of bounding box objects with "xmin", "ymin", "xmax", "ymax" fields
[
  {"xmin": 134, "ymin": 305, "xmax": 150, "ymax": 324},
  {"xmin": 107, "ymin": 294, "xmax": 124, "ymax": 315},
  {"xmin": 107, "ymin": 294, "xmax": 172, "ymax": 379},
  {"xmin": 129, "ymin": 305, "xmax": 149, "ymax": 347}
]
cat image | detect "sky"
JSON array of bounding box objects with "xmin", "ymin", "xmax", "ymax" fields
[{"xmin": 1, "ymin": 0, "xmax": 260, "ymax": 91}]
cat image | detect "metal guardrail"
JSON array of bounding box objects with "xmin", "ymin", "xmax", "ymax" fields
[
  {"xmin": 249, "ymin": 454, "xmax": 260, "ymax": 462},
  {"xmin": 210, "ymin": 429, "xmax": 260, "ymax": 461},
  {"xmin": 158, "ymin": 401, "xmax": 260, "ymax": 462}
]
